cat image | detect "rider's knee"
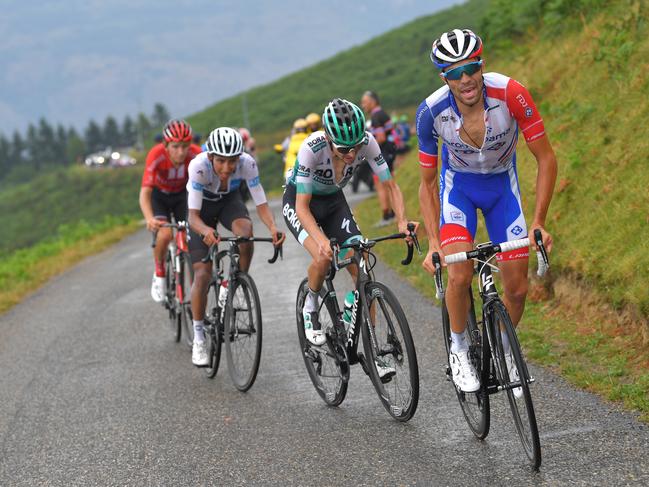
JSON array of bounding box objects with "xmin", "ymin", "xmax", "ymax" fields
[
  {"xmin": 447, "ymin": 266, "xmax": 473, "ymax": 290},
  {"xmin": 505, "ymin": 281, "xmax": 528, "ymax": 304}
]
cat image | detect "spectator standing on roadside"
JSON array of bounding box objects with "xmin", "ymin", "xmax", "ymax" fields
[{"xmin": 361, "ymin": 90, "xmax": 398, "ymax": 227}]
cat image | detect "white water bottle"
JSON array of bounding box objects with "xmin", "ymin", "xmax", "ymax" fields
[
  {"xmin": 218, "ymin": 280, "xmax": 228, "ymax": 309},
  {"xmin": 342, "ymin": 291, "xmax": 355, "ymax": 332}
]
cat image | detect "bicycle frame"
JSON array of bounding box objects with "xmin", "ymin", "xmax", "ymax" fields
[{"xmin": 321, "ymin": 224, "xmax": 419, "ymax": 366}]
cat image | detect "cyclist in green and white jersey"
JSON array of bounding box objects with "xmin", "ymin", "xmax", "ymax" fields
[{"xmin": 282, "ymin": 98, "xmax": 414, "ymax": 357}]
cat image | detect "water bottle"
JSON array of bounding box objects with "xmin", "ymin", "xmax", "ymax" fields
[
  {"xmin": 342, "ymin": 291, "xmax": 355, "ymax": 332},
  {"xmin": 218, "ymin": 280, "xmax": 228, "ymax": 309}
]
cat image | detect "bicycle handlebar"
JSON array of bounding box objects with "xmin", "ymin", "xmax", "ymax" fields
[
  {"xmin": 334, "ymin": 222, "xmax": 421, "ymax": 267},
  {"xmin": 431, "ymin": 229, "xmax": 550, "ymax": 298},
  {"xmin": 150, "ymin": 220, "xmax": 189, "ymax": 247},
  {"xmin": 200, "ymin": 232, "xmax": 284, "ymax": 264}
]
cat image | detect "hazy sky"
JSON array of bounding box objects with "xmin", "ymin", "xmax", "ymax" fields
[{"xmin": 0, "ymin": 0, "xmax": 461, "ymax": 136}]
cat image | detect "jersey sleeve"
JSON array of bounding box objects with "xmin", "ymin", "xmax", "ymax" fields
[
  {"xmin": 505, "ymin": 79, "xmax": 546, "ymax": 143},
  {"xmin": 186, "ymin": 156, "xmax": 206, "ymax": 211},
  {"xmin": 241, "ymin": 154, "xmax": 267, "ymax": 206},
  {"xmin": 415, "ymin": 100, "xmax": 439, "ymax": 169},
  {"xmin": 141, "ymin": 145, "xmax": 162, "ymax": 188},
  {"xmin": 364, "ymin": 134, "xmax": 392, "ymax": 182},
  {"xmin": 295, "ymin": 139, "xmax": 316, "ymax": 195}
]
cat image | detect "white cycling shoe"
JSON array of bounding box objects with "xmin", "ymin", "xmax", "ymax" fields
[
  {"xmin": 303, "ymin": 310, "xmax": 326, "ymax": 346},
  {"xmin": 449, "ymin": 349, "xmax": 480, "ymax": 393},
  {"xmin": 375, "ymin": 359, "xmax": 396, "ymax": 383},
  {"xmin": 150, "ymin": 274, "xmax": 165, "ymax": 303},
  {"xmin": 192, "ymin": 339, "xmax": 209, "ymax": 367},
  {"xmin": 505, "ymin": 352, "xmax": 524, "ymax": 399}
]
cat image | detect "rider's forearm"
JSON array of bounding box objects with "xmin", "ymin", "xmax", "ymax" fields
[
  {"xmin": 418, "ymin": 179, "xmax": 441, "ymax": 244},
  {"xmin": 387, "ymin": 181, "xmax": 407, "ymax": 225},
  {"xmin": 533, "ymin": 153, "xmax": 558, "ymax": 227},
  {"xmin": 188, "ymin": 209, "xmax": 213, "ymax": 238},
  {"xmin": 255, "ymin": 203, "xmax": 278, "ymax": 234}
]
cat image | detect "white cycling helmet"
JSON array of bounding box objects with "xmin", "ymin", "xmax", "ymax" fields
[
  {"xmin": 430, "ymin": 28, "xmax": 483, "ymax": 68},
  {"xmin": 206, "ymin": 127, "xmax": 244, "ymax": 157}
]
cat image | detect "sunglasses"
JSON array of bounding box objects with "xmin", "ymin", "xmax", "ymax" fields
[
  {"xmin": 332, "ymin": 140, "xmax": 364, "ymax": 154},
  {"xmin": 441, "ymin": 60, "xmax": 483, "ymax": 80}
]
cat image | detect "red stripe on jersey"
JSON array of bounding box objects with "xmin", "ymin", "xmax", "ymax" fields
[
  {"xmin": 440, "ymin": 224, "xmax": 473, "ymax": 247},
  {"xmin": 486, "ymin": 86, "xmax": 506, "ymax": 101},
  {"xmin": 419, "ymin": 151, "xmax": 438, "ymax": 168}
]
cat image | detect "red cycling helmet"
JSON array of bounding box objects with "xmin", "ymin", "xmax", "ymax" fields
[{"xmin": 163, "ymin": 119, "xmax": 193, "ymax": 143}]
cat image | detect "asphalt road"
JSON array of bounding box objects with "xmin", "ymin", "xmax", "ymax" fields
[{"xmin": 1, "ymin": 190, "xmax": 647, "ymax": 486}]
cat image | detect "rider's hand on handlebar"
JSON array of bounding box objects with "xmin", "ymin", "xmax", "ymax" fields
[
  {"xmin": 423, "ymin": 241, "xmax": 445, "ymax": 275},
  {"xmin": 272, "ymin": 229, "xmax": 286, "ymax": 247},
  {"xmin": 400, "ymin": 220, "xmax": 419, "ymax": 244},
  {"xmin": 146, "ymin": 217, "xmax": 163, "ymax": 232},
  {"xmin": 529, "ymin": 225, "xmax": 552, "ymax": 253},
  {"xmin": 202, "ymin": 229, "xmax": 220, "ymax": 247},
  {"xmin": 318, "ymin": 236, "xmax": 333, "ymax": 260}
]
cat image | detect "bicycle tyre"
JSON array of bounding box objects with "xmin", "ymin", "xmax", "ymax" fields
[
  {"xmin": 204, "ymin": 280, "xmax": 223, "ymax": 379},
  {"xmin": 164, "ymin": 250, "xmax": 181, "ymax": 342},
  {"xmin": 179, "ymin": 252, "xmax": 194, "ymax": 348},
  {"xmin": 224, "ymin": 272, "xmax": 263, "ymax": 392},
  {"xmin": 361, "ymin": 281, "xmax": 419, "ymax": 421},
  {"xmin": 441, "ymin": 288, "xmax": 490, "ymax": 438},
  {"xmin": 295, "ymin": 278, "xmax": 348, "ymax": 406},
  {"xmin": 490, "ymin": 301, "xmax": 541, "ymax": 470}
]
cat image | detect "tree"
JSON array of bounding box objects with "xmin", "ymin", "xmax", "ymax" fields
[
  {"xmin": 135, "ymin": 112, "xmax": 152, "ymax": 150},
  {"xmin": 66, "ymin": 127, "xmax": 86, "ymax": 165},
  {"xmin": 26, "ymin": 123, "xmax": 40, "ymax": 168},
  {"xmin": 0, "ymin": 134, "xmax": 10, "ymax": 175},
  {"xmin": 37, "ymin": 118, "xmax": 57, "ymax": 165},
  {"xmin": 84, "ymin": 120, "xmax": 103, "ymax": 153},
  {"xmin": 151, "ymin": 102, "xmax": 170, "ymax": 128},
  {"xmin": 103, "ymin": 116, "xmax": 120, "ymax": 149},
  {"xmin": 55, "ymin": 124, "xmax": 68, "ymax": 164},
  {"xmin": 121, "ymin": 115, "xmax": 136, "ymax": 147},
  {"xmin": 10, "ymin": 131, "xmax": 25, "ymax": 166}
]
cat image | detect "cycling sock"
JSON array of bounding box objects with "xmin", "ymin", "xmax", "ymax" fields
[
  {"xmin": 304, "ymin": 288, "xmax": 319, "ymax": 313},
  {"xmin": 450, "ymin": 331, "xmax": 469, "ymax": 353},
  {"xmin": 501, "ymin": 330, "xmax": 511, "ymax": 355},
  {"xmin": 193, "ymin": 320, "xmax": 205, "ymax": 343},
  {"xmin": 154, "ymin": 259, "xmax": 165, "ymax": 277}
]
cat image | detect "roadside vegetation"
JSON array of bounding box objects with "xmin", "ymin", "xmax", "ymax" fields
[{"xmin": 1, "ymin": 0, "xmax": 646, "ymax": 418}]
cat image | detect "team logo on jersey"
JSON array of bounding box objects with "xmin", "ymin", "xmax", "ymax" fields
[
  {"xmin": 525, "ymin": 107, "xmax": 533, "ymax": 118},
  {"xmin": 450, "ymin": 211, "xmax": 464, "ymax": 222},
  {"xmin": 308, "ymin": 136, "xmax": 327, "ymax": 153},
  {"xmin": 283, "ymin": 203, "xmax": 301, "ymax": 232}
]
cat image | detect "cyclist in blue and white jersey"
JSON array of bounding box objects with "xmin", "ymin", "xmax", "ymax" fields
[
  {"xmin": 186, "ymin": 127, "xmax": 285, "ymax": 367},
  {"xmin": 282, "ymin": 99, "xmax": 414, "ymax": 369},
  {"xmin": 417, "ymin": 29, "xmax": 558, "ymax": 394}
]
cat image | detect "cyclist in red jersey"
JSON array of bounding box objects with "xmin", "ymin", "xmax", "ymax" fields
[{"xmin": 139, "ymin": 119, "xmax": 202, "ymax": 303}]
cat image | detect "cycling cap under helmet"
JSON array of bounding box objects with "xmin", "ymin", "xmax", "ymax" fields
[
  {"xmin": 163, "ymin": 119, "xmax": 193, "ymax": 143},
  {"xmin": 430, "ymin": 28, "xmax": 483, "ymax": 69},
  {"xmin": 206, "ymin": 127, "xmax": 243, "ymax": 157},
  {"xmin": 322, "ymin": 98, "xmax": 366, "ymax": 146}
]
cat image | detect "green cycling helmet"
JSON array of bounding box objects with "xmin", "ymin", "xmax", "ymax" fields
[{"xmin": 322, "ymin": 98, "xmax": 366, "ymax": 146}]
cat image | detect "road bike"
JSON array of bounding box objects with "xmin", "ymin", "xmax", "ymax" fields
[
  {"xmin": 432, "ymin": 229, "xmax": 549, "ymax": 469},
  {"xmin": 296, "ymin": 224, "xmax": 420, "ymax": 421},
  {"xmin": 152, "ymin": 221, "xmax": 193, "ymax": 344},
  {"xmin": 200, "ymin": 234, "xmax": 282, "ymax": 391}
]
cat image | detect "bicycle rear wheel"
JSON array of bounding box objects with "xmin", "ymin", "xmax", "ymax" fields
[
  {"xmin": 361, "ymin": 282, "xmax": 419, "ymax": 421},
  {"xmin": 490, "ymin": 301, "xmax": 541, "ymax": 470},
  {"xmin": 164, "ymin": 250, "xmax": 181, "ymax": 342},
  {"xmin": 203, "ymin": 281, "xmax": 223, "ymax": 379},
  {"xmin": 441, "ymin": 288, "xmax": 490, "ymax": 438},
  {"xmin": 178, "ymin": 252, "xmax": 194, "ymax": 348},
  {"xmin": 296, "ymin": 278, "xmax": 348, "ymax": 406},
  {"xmin": 224, "ymin": 273, "xmax": 263, "ymax": 392}
]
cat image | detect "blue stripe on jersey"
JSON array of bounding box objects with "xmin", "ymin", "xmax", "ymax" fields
[
  {"xmin": 192, "ymin": 181, "xmax": 204, "ymax": 191},
  {"xmin": 248, "ymin": 176, "xmax": 260, "ymax": 187}
]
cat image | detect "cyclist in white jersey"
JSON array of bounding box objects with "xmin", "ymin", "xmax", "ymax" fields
[
  {"xmin": 417, "ymin": 29, "xmax": 558, "ymax": 394},
  {"xmin": 186, "ymin": 127, "xmax": 285, "ymax": 367},
  {"xmin": 283, "ymin": 99, "xmax": 415, "ymax": 376}
]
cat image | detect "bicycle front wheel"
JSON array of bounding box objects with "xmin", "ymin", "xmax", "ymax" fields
[
  {"xmin": 165, "ymin": 251, "xmax": 181, "ymax": 342},
  {"xmin": 178, "ymin": 252, "xmax": 194, "ymax": 348},
  {"xmin": 295, "ymin": 278, "xmax": 348, "ymax": 407},
  {"xmin": 441, "ymin": 288, "xmax": 490, "ymax": 438},
  {"xmin": 224, "ymin": 273, "xmax": 262, "ymax": 392},
  {"xmin": 361, "ymin": 282, "xmax": 419, "ymax": 421},
  {"xmin": 490, "ymin": 301, "xmax": 541, "ymax": 470},
  {"xmin": 203, "ymin": 281, "xmax": 222, "ymax": 379}
]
